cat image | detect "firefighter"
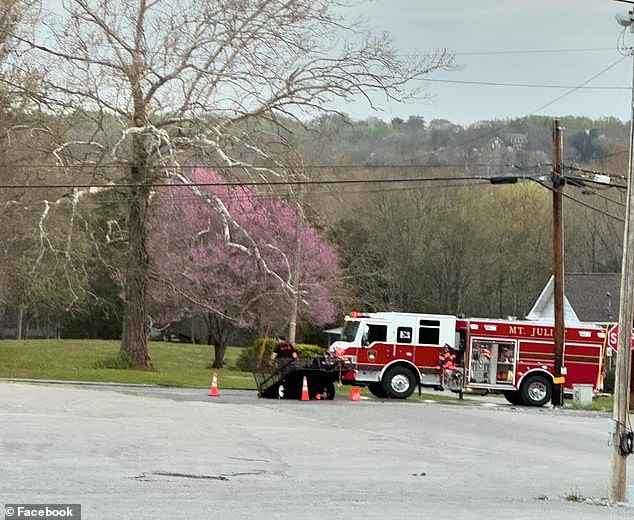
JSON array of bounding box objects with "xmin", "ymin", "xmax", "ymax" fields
[
  {"xmin": 436, "ymin": 344, "xmax": 457, "ymax": 386},
  {"xmin": 436, "ymin": 344, "xmax": 456, "ymax": 371}
]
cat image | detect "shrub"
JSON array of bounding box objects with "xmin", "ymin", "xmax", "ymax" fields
[
  {"xmin": 297, "ymin": 343, "xmax": 326, "ymax": 358},
  {"xmin": 236, "ymin": 338, "xmax": 325, "ymax": 372}
]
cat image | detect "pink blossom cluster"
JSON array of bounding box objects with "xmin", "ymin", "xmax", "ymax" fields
[{"xmin": 147, "ymin": 169, "xmax": 340, "ymax": 331}]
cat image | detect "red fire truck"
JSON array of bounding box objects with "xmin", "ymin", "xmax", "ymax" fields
[{"xmin": 330, "ymin": 311, "xmax": 608, "ymax": 406}]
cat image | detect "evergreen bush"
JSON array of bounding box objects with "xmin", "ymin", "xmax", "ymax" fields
[{"xmin": 236, "ymin": 338, "xmax": 325, "ymax": 372}]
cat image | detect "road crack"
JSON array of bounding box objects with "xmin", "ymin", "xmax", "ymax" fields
[{"xmin": 131, "ymin": 469, "xmax": 266, "ymax": 482}]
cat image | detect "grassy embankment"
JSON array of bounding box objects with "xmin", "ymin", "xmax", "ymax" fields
[{"xmin": 0, "ymin": 339, "xmax": 615, "ymax": 410}]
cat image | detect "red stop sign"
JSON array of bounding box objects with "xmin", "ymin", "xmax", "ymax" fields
[
  {"xmin": 607, "ymin": 324, "xmax": 619, "ymax": 351},
  {"xmin": 607, "ymin": 324, "xmax": 634, "ymax": 351}
]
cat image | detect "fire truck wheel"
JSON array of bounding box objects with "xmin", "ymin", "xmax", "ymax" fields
[
  {"xmin": 368, "ymin": 383, "xmax": 388, "ymax": 398},
  {"xmin": 503, "ymin": 390, "xmax": 523, "ymax": 405},
  {"xmin": 382, "ymin": 366, "xmax": 417, "ymax": 399},
  {"xmin": 520, "ymin": 375, "xmax": 552, "ymax": 406}
]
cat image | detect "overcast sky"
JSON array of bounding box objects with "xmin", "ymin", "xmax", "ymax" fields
[{"xmin": 338, "ymin": 0, "xmax": 634, "ymax": 126}]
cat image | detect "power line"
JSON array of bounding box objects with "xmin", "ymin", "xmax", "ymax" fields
[
  {"xmin": 4, "ymin": 172, "xmax": 624, "ymax": 223},
  {"xmin": 529, "ymin": 177, "xmax": 624, "ymax": 222},
  {"xmin": 529, "ymin": 56, "xmax": 629, "ymax": 116},
  {"xmin": 441, "ymin": 56, "xmax": 630, "ymax": 154},
  {"xmin": 0, "ymin": 174, "xmax": 496, "ymax": 190},
  {"xmin": 424, "ymin": 78, "xmax": 629, "ymax": 90},
  {"xmin": 4, "ymin": 163, "xmax": 627, "ymax": 195},
  {"xmin": 562, "ymin": 191, "xmax": 624, "ymax": 222},
  {"xmin": 2, "ymin": 181, "xmax": 494, "ymax": 214},
  {"xmin": 453, "ymin": 48, "xmax": 615, "ymax": 56},
  {"xmin": 0, "ymin": 162, "xmax": 537, "ymax": 171}
]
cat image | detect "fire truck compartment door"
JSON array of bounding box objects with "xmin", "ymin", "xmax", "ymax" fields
[{"xmin": 468, "ymin": 339, "xmax": 516, "ymax": 385}]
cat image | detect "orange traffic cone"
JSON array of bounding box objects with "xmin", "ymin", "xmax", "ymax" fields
[
  {"xmin": 301, "ymin": 376, "xmax": 309, "ymax": 401},
  {"xmin": 209, "ymin": 372, "xmax": 219, "ymax": 397},
  {"xmin": 350, "ymin": 387, "xmax": 361, "ymax": 401}
]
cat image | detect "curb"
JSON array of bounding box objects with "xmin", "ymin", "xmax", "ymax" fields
[{"xmin": 0, "ymin": 378, "xmax": 163, "ymax": 388}]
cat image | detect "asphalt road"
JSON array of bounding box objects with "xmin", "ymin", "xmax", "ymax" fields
[{"xmin": 1, "ymin": 381, "xmax": 633, "ymax": 520}]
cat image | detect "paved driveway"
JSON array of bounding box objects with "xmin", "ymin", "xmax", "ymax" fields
[{"xmin": 1, "ymin": 382, "xmax": 632, "ymax": 520}]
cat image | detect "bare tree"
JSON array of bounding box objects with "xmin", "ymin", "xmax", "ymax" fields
[
  {"xmin": 0, "ymin": 0, "xmax": 42, "ymax": 319},
  {"xmin": 0, "ymin": 0, "xmax": 23, "ymax": 62},
  {"xmin": 0, "ymin": 0, "xmax": 40, "ymax": 102},
  {"xmin": 16, "ymin": 0, "xmax": 453, "ymax": 367}
]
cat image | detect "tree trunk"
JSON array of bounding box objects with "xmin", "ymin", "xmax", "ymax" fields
[
  {"xmin": 16, "ymin": 305, "xmax": 23, "ymax": 340},
  {"xmin": 212, "ymin": 342, "xmax": 226, "ymax": 369},
  {"xmin": 120, "ymin": 156, "xmax": 152, "ymax": 368},
  {"xmin": 206, "ymin": 313, "xmax": 233, "ymax": 369},
  {"xmin": 288, "ymin": 205, "xmax": 303, "ymax": 344}
]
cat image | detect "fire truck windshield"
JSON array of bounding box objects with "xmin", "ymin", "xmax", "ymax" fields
[{"xmin": 341, "ymin": 321, "xmax": 360, "ymax": 342}]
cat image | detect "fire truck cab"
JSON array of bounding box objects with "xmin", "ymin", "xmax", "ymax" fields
[{"xmin": 330, "ymin": 312, "xmax": 459, "ymax": 399}]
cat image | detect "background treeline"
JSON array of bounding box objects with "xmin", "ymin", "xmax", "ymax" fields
[
  {"xmin": 296, "ymin": 113, "xmax": 627, "ymax": 318},
  {"xmin": 0, "ymin": 111, "xmax": 628, "ymax": 342}
]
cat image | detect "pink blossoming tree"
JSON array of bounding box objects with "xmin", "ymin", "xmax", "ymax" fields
[{"xmin": 147, "ymin": 169, "xmax": 340, "ymax": 367}]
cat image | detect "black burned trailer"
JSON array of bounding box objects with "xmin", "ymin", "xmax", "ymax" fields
[{"xmin": 253, "ymin": 356, "xmax": 351, "ymax": 400}]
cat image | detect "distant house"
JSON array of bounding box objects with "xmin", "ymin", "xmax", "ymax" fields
[
  {"xmin": 489, "ymin": 137, "xmax": 504, "ymax": 151},
  {"xmin": 505, "ymin": 133, "xmax": 528, "ymax": 149},
  {"xmin": 526, "ymin": 273, "xmax": 620, "ymax": 324}
]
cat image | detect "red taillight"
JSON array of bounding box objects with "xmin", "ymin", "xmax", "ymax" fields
[{"xmin": 341, "ymin": 370, "xmax": 356, "ymax": 381}]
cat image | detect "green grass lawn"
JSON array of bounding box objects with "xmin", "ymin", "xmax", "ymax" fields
[
  {"xmin": 0, "ymin": 339, "xmax": 256, "ymax": 389},
  {"xmin": 0, "ymin": 340, "xmax": 617, "ymax": 410},
  {"xmin": 567, "ymin": 393, "xmax": 613, "ymax": 412}
]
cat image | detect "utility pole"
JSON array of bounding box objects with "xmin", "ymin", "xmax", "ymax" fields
[
  {"xmin": 610, "ymin": 55, "xmax": 634, "ymax": 506},
  {"xmin": 631, "ymin": 308, "xmax": 634, "ymax": 414},
  {"xmin": 551, "ymin": 118, "xmax": 565, "ymax": 407},
  {"xmin": 611, "ymin": 7, "xmax": 634, "ymax": 502}
]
